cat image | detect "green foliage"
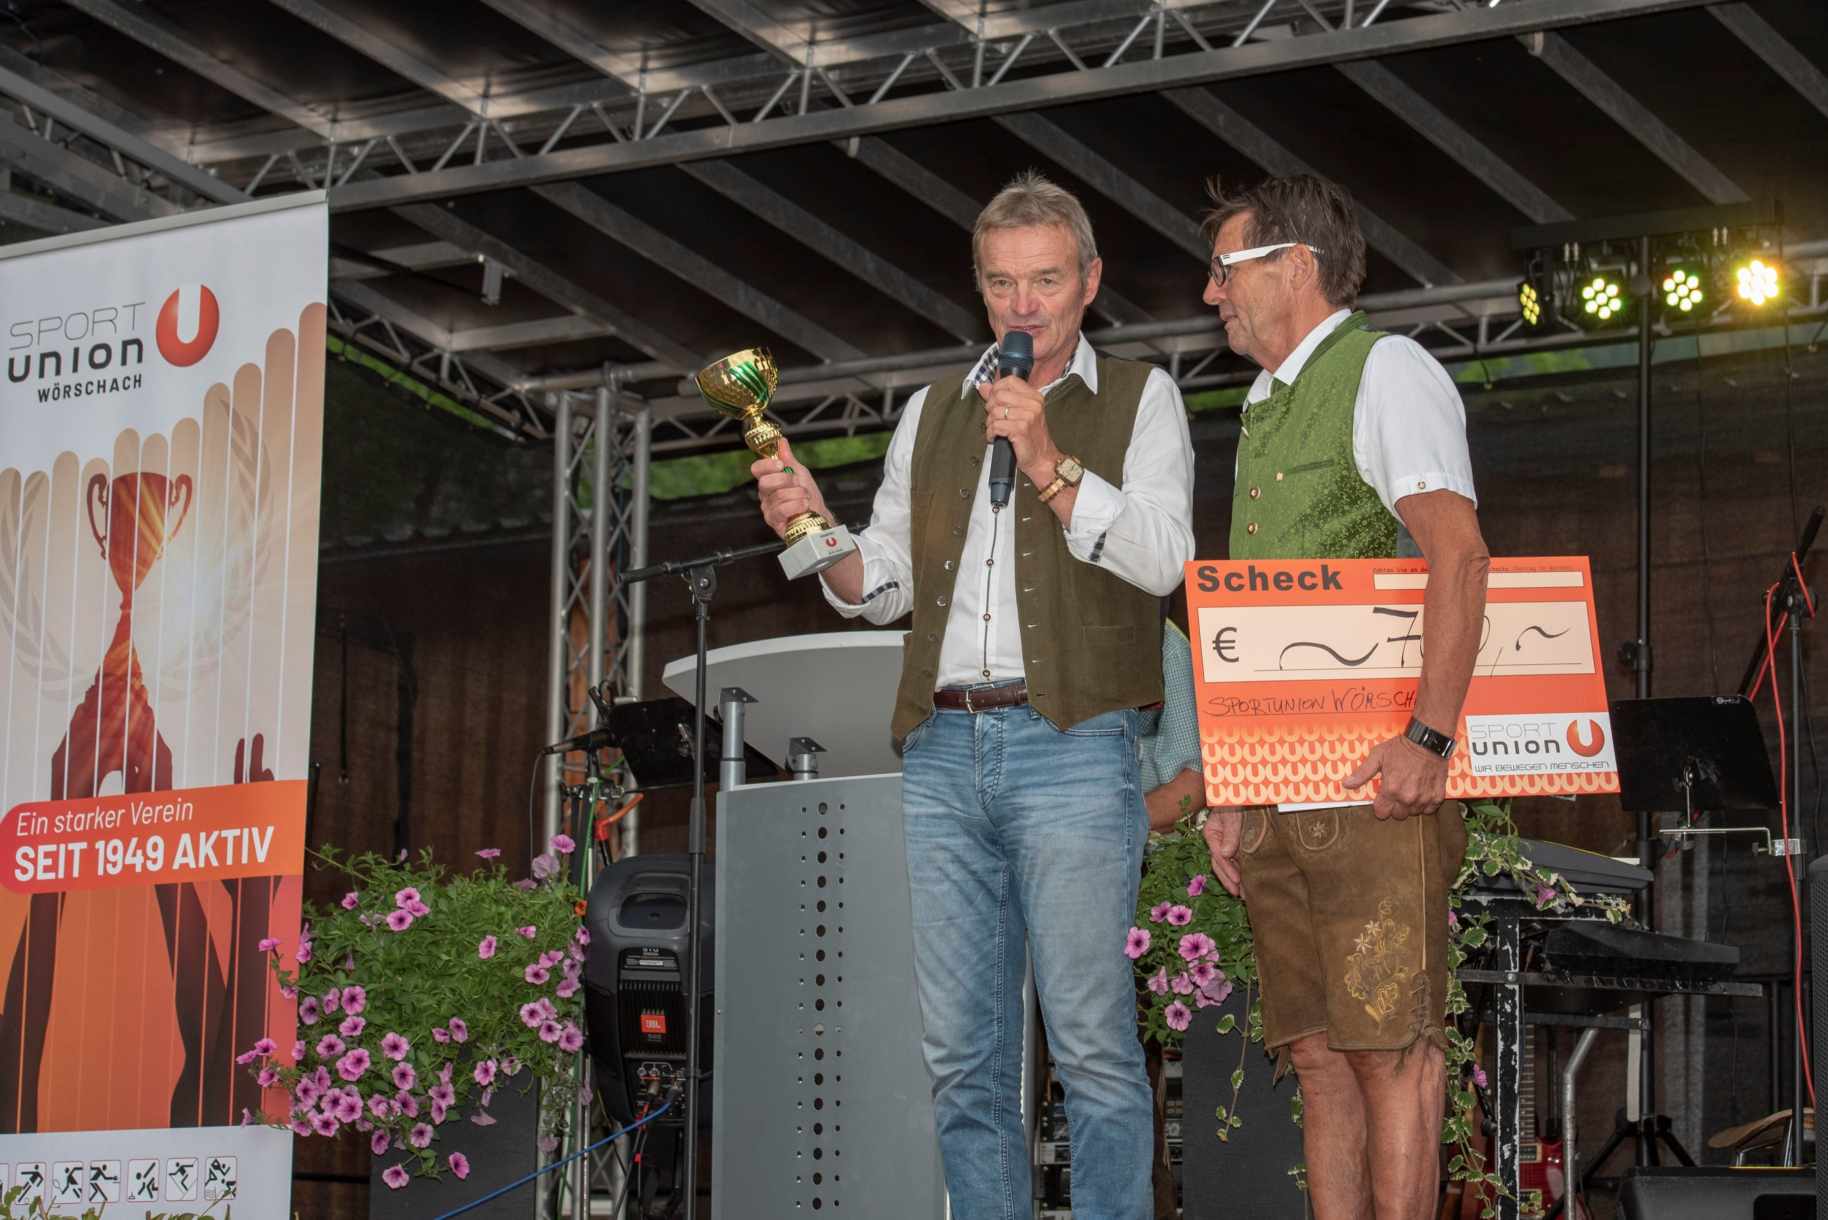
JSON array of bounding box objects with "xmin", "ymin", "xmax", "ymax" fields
[{"xmin": 246, "ymin": 840, "xmax": 588, "ymax": 1186}]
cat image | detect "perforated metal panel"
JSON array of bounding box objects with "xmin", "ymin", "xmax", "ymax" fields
[{"xmin": 712, "ymin": 773, "xmax": 945, "ymax": 1220}]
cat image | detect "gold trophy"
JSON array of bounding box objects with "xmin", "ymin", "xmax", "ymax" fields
[{"xmin": 695, "ymin": 346, "xmax": 856, "ymax": 579}]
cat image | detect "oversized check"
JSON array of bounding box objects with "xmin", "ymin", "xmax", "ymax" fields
[{"xmin": 1185, "ymin": 556, "xmax": 1620, "ymax": 807}]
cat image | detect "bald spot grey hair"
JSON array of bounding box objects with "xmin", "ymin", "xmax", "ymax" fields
[{"xmin": 971, "ymin": 169, "xmax": 1100, "ymax": 284}]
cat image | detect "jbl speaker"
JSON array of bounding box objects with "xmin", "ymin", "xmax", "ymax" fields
[
  {"xmin": 1813, "ymin": 854, "xmax": 1827, "ymax": 1220},
  {"xmin": 1179, "ymin": 985, "xmax": 1308, "ymax": 1220},
  {"xmin": 1616, "ymin": 1166, "xmax": 1811, "ymax": 1219}
]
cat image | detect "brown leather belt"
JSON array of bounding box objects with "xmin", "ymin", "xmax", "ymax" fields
[{"xmin": 932, "ymin": 681, "xmax": 1030, "ymax": 713}]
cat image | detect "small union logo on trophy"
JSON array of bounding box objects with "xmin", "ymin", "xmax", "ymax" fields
[{"xmin": 695, "ymin": 347, "xmax": 856, "ymax": 579}]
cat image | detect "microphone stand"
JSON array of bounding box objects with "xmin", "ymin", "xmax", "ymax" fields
[
  {"xmin": 619, "ymin": 534, "xmax": 788, "ymax": 1220},
  {"xmin": 1735, "ymin": 505, "xmax": 1823, "ymax": 1167}
]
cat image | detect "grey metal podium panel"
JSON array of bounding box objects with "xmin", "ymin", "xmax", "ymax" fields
[{"xmin": 712, "ymin": 772, "xmax": 945, "ymax": 1220}]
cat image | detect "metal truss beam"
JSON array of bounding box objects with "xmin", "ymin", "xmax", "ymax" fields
[
  {"xmin": 325, "ymin": 0, "xmax": 1717, "ymax": 212},
  {"xmin": 532, "ymin": 181, "xmax": 864, "ymax": 361},
  {"xmin": 1159, "ymin": 86, "xmax": 1462, "ymax": 286},
  {"xmin": 1529, "ymin": 32, "xmax": 1749, "ymax": 205},
  {"xmin": 330, "ymin": 239, "xmax": 474, "ymax": 281},
  {"xmin": 475, "ymin": 0, "xmax": 650, "ymax": 88},
  {"xmin": 0, "ymin": 114, "xmax": 181, "ymax": 220},
  {"xmin": 0, "ymin": 186, "xmax": 107, "ymax": 235},
  {"xmin": 266, "ymin": 0, "xmax": 497, "ymax": 116},
  {"xmin": 390, "ymin": 202, "xmax": 703, "ymax": 371},
  {"xmin": 845, "ymin": 135, "xmax": 1155, "ymax": 326},
  {"xmin": 990, "ymin": 110, "xmax": 1206, "ymax": 258},
  {"xmin": 1333, "ymin": 61, "xmax": 1574, "ymax": 225},
  {"xmin": 62, "ymin": 0, "xmax": 336, "ymax": 140},
  {"xmin": 1708, "ymin": 4, "xmax": 1828, "ymax": 122},
  {"xmin": 680, "ymin": 159, "xmax": 983, "ymax": 341}
]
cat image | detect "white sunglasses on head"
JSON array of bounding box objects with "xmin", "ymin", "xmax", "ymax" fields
[{"xmin": 1208, "ymin": 242, "xmax": 1321, "ymax": 286}]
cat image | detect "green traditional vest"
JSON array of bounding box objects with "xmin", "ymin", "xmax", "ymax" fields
[
  {"xmin": 1230, "ymin": 312, "xmax": 1400, "ymax": 561},
  {"xmin": 891, "ymin": 355, "xmax": 1164, "ymax": 739}
]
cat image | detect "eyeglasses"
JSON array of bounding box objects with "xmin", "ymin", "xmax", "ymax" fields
[{"xmin": 1206, "ymin": 242, "xmax": 1320, "ymax": 287}]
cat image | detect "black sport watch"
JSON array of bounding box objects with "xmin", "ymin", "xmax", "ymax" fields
[{"xmin": 1403, "ymin": 717, "xmax": 1456, "ymax": 760}]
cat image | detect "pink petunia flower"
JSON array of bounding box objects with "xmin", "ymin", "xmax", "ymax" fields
[
  {"xmin": 297, "ymin": 936, "xmax": 313, "ymax": 964},
  {"xmin": 520, "ymin": 1001, "xmax": 545, "ymax": 1029},
  {"xmin": 316, "ymin": 1035, "xmax": 346, "ymax": 1060},
  {"xmin": 474, "ymin": 1059, "xmax": 498, "ymax": 1087},
  {"xmin": 407, "ymin": 899, "xmax": 430, "ymax": 918},
  {"xmin": 298, "ymin": 996, "xmax": 321, "ymax": 1026},
  {"xmin": 431, "ymin": 1100, "xmax": 449, "ymax": 1125},
  {"xmin": 448, "ymin": 1017, "xmax": 469, "ymax": 1043},
  {"xmin": 1165, "ymin": 904, "xmax": 1193, "ymax": 927},
  {"xmin": 539, "ymin": 1019, "xmax": 564, "ymax": 1044},
  {"xmin": 368, "ymin": 1094, "xmax": 396, "ymax": 1120},
  {"xmin": 381, "ymin": 1032, "xmax": 411, "ymax": 1061},
  {"xmin": 279, "ymin": 983, "xmax": 297, "ymax": 999},
  {"xmin": 342, "ymin": 985, "xmax": 367, "ymax": 1015},
  {"xmin": 430, "ymin": 1082, "xmax": 456, "ymax": 1107},
  {"xmin": 393, "ymin": 1063, "xmax": 417, "ymax": 1092},
  {"xmin": 1199, "ymin": 973, "xmax": 1233, "ymax": 1007},
  {"xmin": 396, "ymin": 1091, "xmax": 419, "ymax": 1119},
  {"xmin": 513, "ymin": 879, "xmax": 538, "ymax": 891},
  {"xmin": 525, "ymin": 963, "xmax": 551, "ymax": 985},
  {"xmin": 324, "ymin": 987, "xmax": 341, "ymax": 1015},
  {"xmin": 1473, "ymin": 1065, "xmax": 1489, "ymax": 1089},
  {"xmin": 432, "ymin": 1027, "xmax": 450, "ymax": 1044},
  {"xmin": 409, "ymin": 1122, "xmax": 434, "ymax": 1149},
  {"xmin": 476, "ymin": 848, "xmax": 501, "ymax": 860},
  {"xmin": 1124, "ymin": 927, "xmax": 1151, "ymax": 959},
  {"xmin": 559, "ymin": 1023, "xmax": 584, "ymax": 1054},
  {"xmin": 1190, "ymin": 961, "xmax": 1219, "ymax": 988},
  {"xmin": 340, "ymin": 1015, "xmax": 366, "ymax": 1039},
  {"xmin": 1177, "ymin": 932, "xmax": 1216, "ymax": 962},
  {"xmin": 557, "ymin": 977, "xmax": 580, "ymax": 999},
  {"xmin": 235, "ymin": 1047, "xmax": 260, "ymax": 1066},
  {"xmin": 292, "ymin": 1040, "xmax": 307, "ymax": 1063},
  {"xmin": 340, "ymin": 892, "xmax": 360, "ymax": 910},
  {"xmin": 551, "ymin": 833, "xmax": 576, "ymax": 855},
  {"xmin": 576, "ymin": 926, "xmax": 590, "ymax": 946},
  {"xmin": 1149, "ymin": 901, "xmax": 1171, "ymax": 923},
  {"xmin": 394, "ymin": 887, "xmax": 420, "ymax": 909},
  {"xmin": 386, "ymin": 909, "xmax": 415, "ymax": 932},
  {"xmin": 371, "ymin": 1130, "xmax": 391, "ymax": 1156},
  {"xmin": 337, "ymin": 1048, "xmax": 372, "ymax": 1082},
  {"xmin": 449, "ymin": 1152, "xmax": 471, "ymax": 1179},
  {"xmin": 517, "ymin": 925, "xmax": 537, "ymax": 939},
  {"xmin": 1146, "ymin": 968, "xmax": 1169, "ymax": 995},
  {"xmin": 500, "ymin": 1054, "xmax": 522, "ymax": 1076},
  {"xmin": 332, "ymin": 1091, "xmax": 364, "ymax": 1124},
  {"xmin": 258, "ymin": 937, "xmax": 280, "ymax": 952},
  {"xmin": 1188, "ymin": 874, "xmax": 1208, "ymax": 898},
  {"xmin": 539, "ymin": 950, "xmax": 564, "ymax": 969},
  {"xmin": 531, "ymin": 853, "xmax": 558, "ymax": 880},
  {"xmin": 257, "ymin": 1066, "xmax": 280, "ymax": 1088},
  {"xmin": 1447, "ymin": 909, "xmax": 1460, "ymax": 930},
  {"xmin": 382, "ymin": 1164, "xmax": 410, "ymax": 1190},
  {"xmin": 1164, "ymin": 1001, "xmax": 1192, "ymax": 1031},
  {"xmin": 478, "ymin": 935, "xmax": 498, "ymax": 960},
  {"xmin": 311, "ymin": 1111, "xmax": 340, "ymax": 1137},
  {"xmin": 471, "ymin": 1109, "xmax": 498, "ymax": 1127},
  {"xmin": 1170, "ymin": 972, "xmax": 1195, "ymax": 995}
]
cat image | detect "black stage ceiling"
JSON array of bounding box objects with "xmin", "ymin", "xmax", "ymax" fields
[{"xmin": 1, "ymin": 0, "xmax": 1824, "ymax": 448}]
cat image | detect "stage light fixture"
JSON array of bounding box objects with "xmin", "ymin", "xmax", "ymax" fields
[
  {"xmin": 1579, "ymin": 273, "xmax": 1625, "ymax": 323},
  {"xmin": 1735, "ymin": 257, "xmax": 1781, "ymax": 307},
  {"xmin": 1518, "ymin": 279, "xmax": 1543, "ymax": 326},
  {"xmin": 1661, "ymin": 268, "xmax": 1704, "ymax": 314}
]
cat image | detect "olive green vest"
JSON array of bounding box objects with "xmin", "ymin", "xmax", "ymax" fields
[
  {"xmin": 891, "ymin": 355, "xmax": 1164, "ymax": 738},
  {"xmin": 1230, "ymin": 312, "xmax": 1400, "ymax": 561}
]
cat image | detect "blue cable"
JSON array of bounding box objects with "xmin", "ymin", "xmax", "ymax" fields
[{"xmin": 431, "ymin": 1099, "xmax": 674, "ymax": 1220}]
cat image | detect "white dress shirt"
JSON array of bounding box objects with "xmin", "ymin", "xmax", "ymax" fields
[
  {"xmin": 1243, "ymin": 308, "xmax": 1478, "ymax": 512},
  {"xmin": 823, "ymin": 334, "xmax": 1195, "ymax": 687}
]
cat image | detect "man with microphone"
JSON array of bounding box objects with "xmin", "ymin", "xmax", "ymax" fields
[{"xmin": 752, "ymin": 170, "xmax": 1195, "ymax": 1220}]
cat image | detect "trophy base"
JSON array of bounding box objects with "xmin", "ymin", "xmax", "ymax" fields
[{"xmin": 779, "ymin": 526, "xmax": 856, "ymax": 580}]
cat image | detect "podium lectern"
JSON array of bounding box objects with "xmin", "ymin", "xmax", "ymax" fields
[{"xmin": 664, "ymin": 632, "xmax": 945, "ymax": 1220}]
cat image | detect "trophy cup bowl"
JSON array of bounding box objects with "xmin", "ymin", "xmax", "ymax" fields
[
  {"xmin": 695, "ymin": 347, "xmax": 856, "ymax": 580},
  {"xmin": 87, "ymin": 471, "xmax": 194, "ymax": 606}
]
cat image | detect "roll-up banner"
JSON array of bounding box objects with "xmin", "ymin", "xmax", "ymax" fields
[{"xmin": 0, "ymin": 191, "xmax": 327, "ymax": 1215}]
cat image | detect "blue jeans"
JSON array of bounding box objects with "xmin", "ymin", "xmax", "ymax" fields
[{"xmin": 901, "ymin": 703, "xmax": 1151, "ymax": 1220}]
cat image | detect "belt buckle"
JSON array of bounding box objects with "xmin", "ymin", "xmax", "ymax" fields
[{"xmin": 963, "ymin": 686, "xmax": 980, "ymax": 714}]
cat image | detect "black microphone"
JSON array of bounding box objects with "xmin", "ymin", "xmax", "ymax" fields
[
  {"xmin": 988, "ymin": 330, "xmax": 1033, "ymax": 509},
  {"xmin": 541, "ymin": 727, "xmax": 616, "ymax": 756}
]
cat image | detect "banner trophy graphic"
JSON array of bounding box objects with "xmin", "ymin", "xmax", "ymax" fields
[{"xmin": 0, "ymin": 192, "xmax": 326, "ymax": 1215}]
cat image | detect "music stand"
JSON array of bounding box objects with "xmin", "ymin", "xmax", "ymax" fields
[
  {"xmin": 1610, "ymin": 695, "xmax": 1779, "ymax": 826},
  {"xmin": 1578, "ymin": 696, "xmax": 1781, "ymax": 1188},
  {"xmin": 604, "ymin": 695, "xmax": 779, "ymax": 792}
]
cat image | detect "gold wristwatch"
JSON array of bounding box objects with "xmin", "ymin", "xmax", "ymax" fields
[{"xmin": 1037, "ymin": 453, "xmax": 1084, "ymax": 504}]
